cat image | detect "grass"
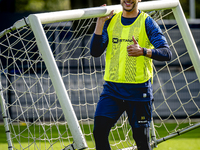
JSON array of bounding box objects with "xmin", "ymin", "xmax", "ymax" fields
[
  {"xmin": 154, "ymin": 125, "xmax": 200, "ymax": 150},
  {"xmin": 0, "ymin": 122, "xmax": 200, "ymax": 150},
  {"xmin": 154, "ymin": 122, "xmax": 200, "ymax": 150}
]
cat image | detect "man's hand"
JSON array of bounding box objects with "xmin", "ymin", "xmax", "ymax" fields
[
  {"xmin": 98, "ymin": 4, "xmax": 114, "ymax": 23},
  {"xmin": 127, "ymin": 36, "xmax": 143, "ymax": 57},
  {"xmin": 94, "ymin": 4, "xmax": 114, "ymax": 35}
]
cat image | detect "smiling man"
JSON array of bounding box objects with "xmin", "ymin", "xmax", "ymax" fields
[
  {"xmin": 122, "ymin": 0, "xmax": 138, "ymax": 12},
  {"xmin": 90, "ymin": 0, "xmax": 172, "ymax": 150}
]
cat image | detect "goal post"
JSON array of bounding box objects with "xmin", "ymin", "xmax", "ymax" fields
[
  {"xmin": 0, "ymin": 0, "xmax": 200, "ymax": 150},
  {"xmin": 172, "ymin": 3, "xmax": 200, "ymax": 82},
  {"xmin": 28, "ymin": 14, "xmax": 88, "ymax": 150},
  {"xmin": 0, "ymin": 83, "xmax": 13, "ymax": 150}
]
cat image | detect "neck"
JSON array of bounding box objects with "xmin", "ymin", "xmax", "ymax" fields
[{"xmin": 122, "ymin": 9, "xmax": 139, "ymax": 18}]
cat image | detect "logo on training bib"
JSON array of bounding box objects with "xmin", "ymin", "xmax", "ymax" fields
[{"xmin": 112, "ymin": 38, "xmax": 132, "ymax": 43}]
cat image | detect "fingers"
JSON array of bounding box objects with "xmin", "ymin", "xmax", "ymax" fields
[
  {"xmin": 100, "ymin": 4, "xmax": 114, "ymax": 20},
  {"xmin": 109, "ymin": 10, "xmax": 114, "ymax": 17},
  {"xmin": 127, "ymin": 45, "xmax": 136, "ymax": 56},
  {"xmin": 132, "ymin": 36, "xmax": 138, "ymax": 45},
  {"xmin": 107, "ymin": 10, "xmax": 114, "ymax": 19},
  {"xmin": 127, "ymin": 36, "xmax": 141, "ymax": 57}
]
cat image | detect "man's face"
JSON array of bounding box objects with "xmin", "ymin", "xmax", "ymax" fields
[{"xmin": 120, "ymin": 0, "xmax": 139, "ymax": 12}]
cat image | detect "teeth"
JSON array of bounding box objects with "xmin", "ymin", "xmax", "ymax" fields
[{"xmin": 125, "ymin": 2, "xmax": 132, "ymax": 5}]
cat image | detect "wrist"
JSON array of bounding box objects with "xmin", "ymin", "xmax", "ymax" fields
[
  {"xmin": 143, "ymin": 48, "xmax": 147, "ymax": 56},
  {"xmin": 94, "ymin": 20, "xmax": 105, "ymax": 35}
]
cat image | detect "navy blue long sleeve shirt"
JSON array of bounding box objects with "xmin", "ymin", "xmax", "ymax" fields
[
  {"xmin": 90, "ymin": 11, "xmax": 172, "ymax": 101},
  {"xmin": 90, "ymin": 11, "xmax": 172, "ymax": 61}
]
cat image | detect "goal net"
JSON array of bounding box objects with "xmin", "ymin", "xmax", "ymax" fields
[{"xmin": 0, "ymin": 0, "xmax": 200, "ymax": 150}]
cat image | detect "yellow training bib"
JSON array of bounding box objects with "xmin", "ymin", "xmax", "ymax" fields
[{"xmin": 104, "ymin": 11, "xmax": 154, "ymax": 83}]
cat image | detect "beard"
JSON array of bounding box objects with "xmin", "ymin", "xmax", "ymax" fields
[{"xmin": 122, "ymin": 2, "xmax": 137, "ymax": 12}]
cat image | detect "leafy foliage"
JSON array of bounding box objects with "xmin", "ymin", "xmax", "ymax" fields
[
  {"xmin": 15, "ymin": 0, "xmax": 71, "ymax": 12},
  {"xmin": 1, "ymin": 0, "xmax": 200, "ymax": 19},
  {"xmin": 180, "ymin": 0, "xmax": 200, "ymax": 18}
]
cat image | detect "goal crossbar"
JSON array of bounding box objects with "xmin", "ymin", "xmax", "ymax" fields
[
  {"xmin": 28, "ymin": 0, "xmax": 179, "ymax": 24},
  {"xmin": 0, "ymin": 0, "xmax": 180, "ymax": 38}
]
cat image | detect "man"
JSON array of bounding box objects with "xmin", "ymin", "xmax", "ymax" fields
[{"xmin": 90, "ymin": 0, "xmax": 172, "ymax": 150}]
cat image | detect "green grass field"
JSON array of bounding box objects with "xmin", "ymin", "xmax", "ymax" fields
[{"xmin": 0, "ymin": 122, "xmax": 199, "ymax": 150}]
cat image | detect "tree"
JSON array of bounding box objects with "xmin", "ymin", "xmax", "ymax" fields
[
  {"xmin": 180, "ymin": 0, "xmax": 200, "ymax": 18},
  {"xmin": 0, "ymin": 0, "xmax": 199, "ymax": 19},
  {"xmin": 71, "ymin": 0, "xmax": 112, "ymax": 9},
  {"xmin": 14, "ymin": 0, "xmax": 71, "ymax": 12}
]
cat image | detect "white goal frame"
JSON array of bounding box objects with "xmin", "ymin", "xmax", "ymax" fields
[
  {"xmin": 1, "ymin": 1, "xmax": 200, "ymax": 82},
  {"xmin": 0, "ymin": 0, "xmax": 200, "ymax": 150}
]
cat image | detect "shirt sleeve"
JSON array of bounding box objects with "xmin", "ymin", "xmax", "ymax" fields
[
  {"xmin": 90, "ymin": 19, "xmax": 110, "ymax": 57},
  {"xmin": 145, "ymin": 16, "xmax": 172, "ymax": 61}
]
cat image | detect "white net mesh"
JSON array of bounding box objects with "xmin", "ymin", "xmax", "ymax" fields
[{"xmin": 0, "ymin": 7, "xmax": 200, "ymax": 150}]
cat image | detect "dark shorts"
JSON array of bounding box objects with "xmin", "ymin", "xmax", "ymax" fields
[{"xmin": 94, "ymin": 95, "xmax": 153, "ymax": 128}]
